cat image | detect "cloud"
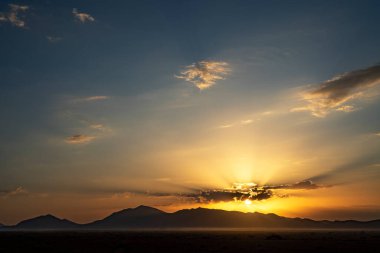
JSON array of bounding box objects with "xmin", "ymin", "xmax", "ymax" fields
[
  {"xmin": 335, "ymin": 105, "xmax": 355, "ymax": 112},
  {"xmin": 90, "ymin": 124, "xmax": 106, "ymax": 131},
  {"xmin": 65, "ymin": 134, "xmax": 95, "ymax": 144},
  {"xmin": 70, "ymin": 96, "xmax": 109, "ymax": 103},
  {"xmin": 292, "ymin": 64, "xmax": 380, "ymax": 117},
  {"xmin": 135, "ymin": 181, "xmax": 326, "ymax": 204},
  {"xmin": 218, "ymin": 119, "xmax": 254, "ymax": 129},
  {"xmin": 82, "ymin": 96, "xmax": 109, "ymax": 101},
  {"xmin": 72, "ymin": 8, "xmax": 95, "ymax": 23},
  {"xmin": 46, "ymin": 36, "xmax": 62, "ymax": 43},
  {"xmin": 0, "ymin": 186, "xmax": 28, "ymax": 198},
  {"xmin": 190, "ymin": 186, "xmax": 273, "ymax": 203},
  {"xmin": 176, "ymin": 60, "xmax": 230, "ymax": 90},
  {"xmin": 0, "ymin": 4, "xmax": 29, "ymax": 28},
  {"xmin": 218, "ymin": 124, "xmax": 234, "ymax": 129},
  {"xmin": 269, "ymin": 180, "xmax": 323, "ymax": 190},
  {"xmin": 217, "ymin": 111, "xmax": 275, "ymax": 130},
  {"xmin": 192, "ymin": 181, "xmax": 325, "ymax": 203},
  {"xmin": 308, "ymin": 152, "xmax": 380, "ymax": 182},
  {"xmin": 240, "ymin": 119, "xmax": 253, "ymax": 125},
  {"xmin": 89, "ymin": 123, "xmax": 112, "ymax": 133}
]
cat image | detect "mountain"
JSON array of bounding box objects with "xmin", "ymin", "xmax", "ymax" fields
[
  {"xmin": 86, "ymin": 205, "xmax": 166, "ymax": 228},
  {"xmin": 4, "ymin": 214, "xmax": 78, "ymax": 230},
  {"xmin": 2, "ymin": 206, "xmax": 380, "ymax": 230},
  {"xmin": 82, "ymin": 206, "xmax": 380, "ymax": 229}
]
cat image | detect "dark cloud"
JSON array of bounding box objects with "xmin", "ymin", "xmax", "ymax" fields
[
  {"xmin": 140, "ymin": 181, "xmax": 325, "ymax": 204},
  {"xmin": 186, "ymin": 185, "xmax": 274, "ymax": 203},
  {"xmin": 73, "ymin": 180, "xmax": 328, "ymax": 204},
  {"xmin": 267, "ymin": 180, "xmax": 323, "ymax": 190},
  {"xmin": 292, "ymin": 64, "xmax": 380, "ymax": 117}
]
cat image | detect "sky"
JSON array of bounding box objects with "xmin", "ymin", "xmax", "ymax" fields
[{"xmin": 1, "ymin": 0, "xmax": 380, "ymax": 225}]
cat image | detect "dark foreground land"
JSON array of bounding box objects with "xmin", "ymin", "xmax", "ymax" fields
[{"xmin": 1, "ymin": 230, "xmax": 380, "ymax": 253}]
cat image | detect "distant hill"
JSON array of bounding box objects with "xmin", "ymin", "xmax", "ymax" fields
[
  {"xmin": 2, "ymin": 206, "xmax": 380, "ymax": 230},
  {"xmin": 5, "ymin": 214, "xmax": 78, "ymax": 230},
  {"xmin": 86, "ymin": 205, "xmax": 166, "ymax": 228}
]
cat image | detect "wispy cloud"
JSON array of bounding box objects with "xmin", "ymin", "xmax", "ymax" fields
[
  {"xmin": 240, "ymin": 119, "xmax": 253, "ymax": 125},
  {"xmin": 65, "ymin": 134, "xmax": 95, "ymax": 144},
  {"xmin": 70, "ymin": 96, "xmax": 109, "ymax": 103},
  {"xmin": 72, "ymin": 8, "xmax": 95, "ymax": 23},
  {"xmin": 0, "ymin": 186, "xmax": 28, "ymax": 198},
  {"xmin": 90, "ymin": 124, "xmax": 106, "ymax": 131},
  {"xmin": 218, "ymin": 119, "xmax": 253, "ymax": 129},
  {"xmin": 176, "ymin": 60, "xmax": 230, "ymax": 90},
  {"xmin": 218, "ymin": 124, "xmax": 234, "ymax": 129},
  {"xmin": 82, "ymin": 96, "xmax": 109, "ymax": 101},
  {"xmin": 218, "ymin": 111, "xmax": 275, "ymax": 130},
  {"xmin": 89, "ymin": 123, "xmax": 112, "ymax": 133},
  {"xmin": 292, "ymin": 64, "xmax": 380, "ymax": 117},
  {"xmin": 46, "ymin": 36, "xmax": 62, "ymax": 43},
  {"xmin": 0, "ymin": 4, "xmax": 29, "ymax": 28}
]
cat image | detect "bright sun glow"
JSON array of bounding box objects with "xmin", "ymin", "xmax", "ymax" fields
[{"xmin": 244, "ymin": 199, "xmax": 252, "ymax": 205}]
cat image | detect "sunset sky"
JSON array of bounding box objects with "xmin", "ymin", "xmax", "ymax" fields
[{"xmin": 1, "ymin": 0, "xmax": 380, "ymax": 225}]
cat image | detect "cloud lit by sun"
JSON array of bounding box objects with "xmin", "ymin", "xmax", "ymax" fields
[{"xmin": 176, "ymin": 60, "xmax": 230, "ymax": 90}]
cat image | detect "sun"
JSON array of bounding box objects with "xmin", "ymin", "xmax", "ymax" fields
[{"xmin": 244, "ymin": 199, "xmax": 252, "ymax": 205}]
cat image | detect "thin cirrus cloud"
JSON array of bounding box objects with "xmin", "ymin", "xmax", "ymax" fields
[
  {"xmin": 292, "ymin": 64, "xmax": 380, "ymax": 117},
  {"xmin": 65, "ymin": 134, "xmax": 96, "ymax": 144},
  {"xmin": 217, "ymin": 111, "xmax": 274, "ymax": 129},
  {"xmin": 90, "ymin": 124, "xmax": 105, "ymax": 130},
  {"xmin": 72, "ymin": 8, "xmax": 95, "ymax": 23},
  {"xmin": 218, "ymin": 120, "xmax": 253, "ymax": 129},
  {"xmin": 0, "ymin": 4, "xmax": 29, "ymax": 28},
  {"xmin": 0, "ymin": 186, "xmax": 28, "ymax": 198},
  {"xmin": 82, "ymin": 95, "xmax": 109, "ymax": 101},
  {"xmin": 46, "ymin": 36, "xmax": 62, "ymax": 43},
  {"xmin": 90, "ymin": 123, "xmax": 111, "ymax": 132},
  {"xmin": 176, "ymin": 60, "xmax": 230, "ymax": 90},
  {"xmin": 70, "ymin": 96, "xmax": 110, "ymax": 103}
]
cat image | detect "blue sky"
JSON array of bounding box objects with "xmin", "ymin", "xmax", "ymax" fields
[{"xmin": 1, "ymin": 0, "xmax": 380, "ymax": 224}]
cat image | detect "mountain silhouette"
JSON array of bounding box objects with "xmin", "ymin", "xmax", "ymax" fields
[
  {"xmin": 86, "ymin": 205, "xmax": 166, "ymax": 228},
  {"xmin": 9, "ymin": 214, "xmax": 78, "ymax": 230},
  {"xmin": 2, "ymin": 206, "xmax": 380, "ymax": 230}
]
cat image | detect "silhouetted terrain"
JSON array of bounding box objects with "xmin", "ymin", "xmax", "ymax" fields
[
  {"xmin": 2, "ymin": 206, "xmax": 380, "ymax": 252},
  {"xmin": 1, "ymin": 231, "xmax": 380, "ymax": 253},
  {"xmin": 0, "ymin": 206, "xmax": 380, "ymax": 230},
  {"xmin": 13, "ymin": 214, "xmax": 79, "ymax": 230},
  {"xmin": 2, "ymin": 205, "xmax": 380, "ymax": 230}
]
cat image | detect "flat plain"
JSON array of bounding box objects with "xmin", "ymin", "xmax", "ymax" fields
[{"xmin": 1, "ymin": 230, "xmax": 380, "ymax": 253}]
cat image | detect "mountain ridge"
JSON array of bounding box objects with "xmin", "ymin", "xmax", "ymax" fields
[{"xmin": 1, "ymin": 206, "xmax": 380, "ymax": 230}]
